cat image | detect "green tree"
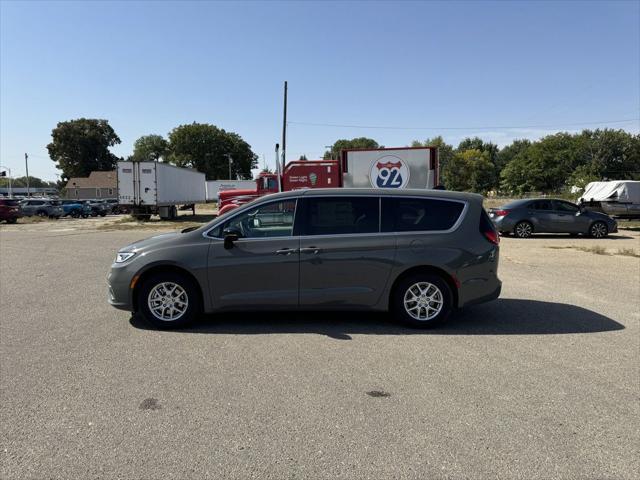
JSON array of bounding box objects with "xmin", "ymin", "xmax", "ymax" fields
[
  {"xmin": 411, "ymin": 136, "xmax": 454, "ymax": 187},
  {"xmin": 457, "ymin": 137, "xmax": 499, "ymax": 188},
  {"xmin": 500, "ymin": 132, "xmax": 583, "ymax": 194},
  {"xmin": 323, "ymin": 137, "xmax": 379, "ymax": 160},
  {"xmin": 167, "ymin": 122, "xmax": 257, "ymax": 180},
  {"xmin": 442, "ymin": 149, "xmax": 495, "ymax": 194},
  {"xmin": 0, "ymin": 176, "xmax": 56, "ymax": 188},
  {"xmin": 47, "ymin": 118, "xmax": 121, "ymax": 181},
  {"xmin": 495, "ymin": 139, "xmax": 531, "ymax": 175},
  {"xmin": 131, "ymin": 134, "xmax": 169, "ymax": 162}
]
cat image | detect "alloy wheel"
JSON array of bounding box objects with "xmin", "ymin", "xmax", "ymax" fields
[
  {"xmin": 515, "ymin": 222, "xmax": 533, "ymax": 238},
  {"xmin": 147, "ymin": 282, "xmax": 189, "ymax": 322},
  {"xmin": 591, "ymin": 222, "xmax": 607, "ymax": 238},
  {"xmin": 403, "ymin": 282, "xmax": 443, "ymax": 321}
]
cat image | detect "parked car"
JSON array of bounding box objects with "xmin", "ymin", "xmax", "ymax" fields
[
  {"xmin": 108, "ymin": 188, "xmax": 501, "ymax": 329},
  {"xmin": 20, "ymin": 199, "xmax": 64, "ymax": 219},
  {"xmin": 83, "ymin": 200, "xmax": 108, "ymax": 217},
  {"xmin": 61, "ymin": 200, "xmax": 91, "ymax": 218},
  {"xmin": 0, "ymin": 198, "xmax": 23, "ymax": 223},
  {"xmin": 103, "ymin": 198, "xmax": 122, "ymax": 214},
  {"xmin": 579, "ymin": 180, "xmax": 640, "ymax": 219},
  {"xmin": 489, "ymin": 198, "xmax": 618, "ymax": 238}
]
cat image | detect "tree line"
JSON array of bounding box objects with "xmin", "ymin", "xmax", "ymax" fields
[
  {"xmin": 42, "ymin": 118, "xmax": 639, "ymax": 195},
  {"xmin": 46, "ymin": 119, "xmax": 258, "ymax": 182},
  {"xmin": 323, "ymin": 130, "xmax": 639, "ymax": 194}
]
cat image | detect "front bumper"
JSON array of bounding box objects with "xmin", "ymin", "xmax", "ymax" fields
[{"xmin": 107, "ymin": 266, "xmax": 135, "ymax": 311}]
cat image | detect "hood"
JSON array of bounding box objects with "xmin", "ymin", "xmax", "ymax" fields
[
  {"xmin": 119, "ymin": 231, "xmax": 182, "ymax": 252},
  {"xmin": 585, "ymin": 209, "xmax": 615, "ymax": 222},
  {"xmin": 218, "ymin": 188, "xmax": 258, "ymax": 200}
]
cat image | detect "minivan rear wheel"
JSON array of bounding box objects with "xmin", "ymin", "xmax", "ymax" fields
[
  {"xmin": 392, "ymin": 274, "xmax": 453, "ymax": 328},
  {"xmin": 137, "ymin": 272, "xmax": 200, "ymax": 329}
]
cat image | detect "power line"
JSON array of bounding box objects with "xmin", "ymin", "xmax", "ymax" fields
[{"xmin": 287, "ymin": 117, "xmax": 640, "ymax": 131}]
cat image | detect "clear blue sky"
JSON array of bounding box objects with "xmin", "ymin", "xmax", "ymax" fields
[{"xmin": 1, "ymin": 0, "xmax": 638, "ymax": 181}]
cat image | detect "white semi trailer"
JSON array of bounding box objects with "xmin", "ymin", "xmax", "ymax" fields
[{"xmin": 117, "ymin": 161, "xmax": 206, "ymax": 220}]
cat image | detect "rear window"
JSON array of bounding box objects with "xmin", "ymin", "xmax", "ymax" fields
[
  {"xmin": 301, "ymin": 197, "xmax": 379, "ymax": 236},
  {"xmin": 382, "ymin": 198, "xmax": 465, "ymax": 232},
  {"xmin": 500, "ymin": 199, "xmax": 530, "ymax": 209}
]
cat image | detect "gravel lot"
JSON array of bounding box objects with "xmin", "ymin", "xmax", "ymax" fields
[{"xmin": 1, "ymin": 217, "xmax": 639, "ymax": 479}]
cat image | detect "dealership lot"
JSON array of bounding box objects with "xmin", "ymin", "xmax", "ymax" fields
[{"xmin": 1, "ymin": 221, "xmax": 639, "ymax": 479}]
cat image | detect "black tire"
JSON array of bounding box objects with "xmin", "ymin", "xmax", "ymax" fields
[
  {"xmin": 514, "ymin": 221, "xmax": 533, "ymax": 238},
  {"xmin": 6, "ymin": 218, "xmax": 17, "ymax": 224},
  {"xmin": 137, "ymin": 272, "xmax": 201, "ymax": 329},
  {"xmin": 391, "ymin": 273, "xmax": 453, "ymax": 328},
  {"xmin": 36, "ymin": 210, "xmax": 47, "ymax": 217},
  {"xmin": 99, "ymin": 212, "xmax": 106, "ymax": 217},
  {"xmin": 81, "ymin": 214, "xmax": 89, "ymax": 218},
  {"xmin": 589, "ymin": 221, "xmax": 608, "ymax": 238}
]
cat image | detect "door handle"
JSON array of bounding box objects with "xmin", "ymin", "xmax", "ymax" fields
[
  {"xmin": 300, "ymin": 247, "xmax": 320, "ymax": 254},
  {"xmin": 275, "ymin": 248, "xmax": 297, "ymax": 255}
]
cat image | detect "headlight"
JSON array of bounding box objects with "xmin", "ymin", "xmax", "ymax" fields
[{"xmin": 115, "ymin": 252, "xmax": 136, "ymax": 263}]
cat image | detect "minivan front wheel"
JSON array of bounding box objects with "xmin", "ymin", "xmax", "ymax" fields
[
  {"xmin": 137, "ymin": 272, "xmax": 200, "ymax": 329},
  {"xmin": 392, "ymin": 274, "xmax": 453, "ymax": 328}
]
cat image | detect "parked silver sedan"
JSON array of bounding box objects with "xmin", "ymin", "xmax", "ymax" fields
[{"xmin": 489, "ymin": 198, "xmax": 618, "ymax": 238}]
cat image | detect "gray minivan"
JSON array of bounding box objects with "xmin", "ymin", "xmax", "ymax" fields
[{"xmin": 108, "ymin": 189, "xmax": 501, "ymax": 328}]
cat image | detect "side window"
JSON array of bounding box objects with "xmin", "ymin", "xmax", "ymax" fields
[
  {"xmin": 382, "ymin": 198, "xmax": 465, "ymax": 232},
  {"xmin": 302, "ymin": 197, "xmax": 379, "ymax": 236},
  {"xmin": 214, "ymin": 200, "xmax": 296, "ymax": 238},
  {"xmin": 531, "ymin": 200, "xmax": 553, "ymax": 211},
  {"xmin": 554, "ymin": 201, "xmax": 579, "ymax": 213}
]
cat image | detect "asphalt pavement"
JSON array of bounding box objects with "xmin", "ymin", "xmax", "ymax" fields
[{"xmin": 1, "ymin": 224, "xmax": 638, "ymax": 479}]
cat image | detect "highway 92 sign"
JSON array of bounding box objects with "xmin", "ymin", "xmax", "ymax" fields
[{"xmin": 369, "ymin": 155, "xmax": 410, "ymax": 188}]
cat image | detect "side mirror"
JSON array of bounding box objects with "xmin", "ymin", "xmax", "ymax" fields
[{"xmin": 223, "ymin": 228, "xmax": 241, "ymax": 249}]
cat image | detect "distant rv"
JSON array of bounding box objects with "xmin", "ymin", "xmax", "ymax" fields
[{"xmin": 579, "ymin": 180, "xmax": 640, "ymax": 219}]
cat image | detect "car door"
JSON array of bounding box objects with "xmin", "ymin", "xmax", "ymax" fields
[
  {"xmin": 553, "ymin": 200, "xmax": 588, "ymax": 233},
  {"xmin": 206, "ymin": 198, "xmax": 300, "ymax": 309},
  {"xmin": 22, "ymin": 200, "xmax": 38, "ymax": 215},
  {"xmin": 298, "ymin": 195, "xmax": 396, "ymax": 308},
  {"xmin": 527, "ymin": 200, "xmax": 556, "ymax": 232}
]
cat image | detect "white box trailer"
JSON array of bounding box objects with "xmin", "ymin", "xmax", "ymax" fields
[
  {"xmin": 117, "ymin": 161, "xmax": 206, "ymax": 219},
  {"xmin": 341, "ymin": 147, "xmax": 439, "ymax": 189},
  {"xmin": 206, "ymin": 180, "xmax": 256, "ymax": 202}
]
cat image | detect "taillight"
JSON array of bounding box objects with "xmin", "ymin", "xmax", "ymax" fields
[
  {"xmin": 480, "ymin": 210, "xmax": 500, "ymax": 245},
  {"xmin": 494, "ymin": 209, "xmax": 510, "ymax": 217},
  {"xmin": 483, "ymin": 229, "xmax": 500, "ymax": 245}
]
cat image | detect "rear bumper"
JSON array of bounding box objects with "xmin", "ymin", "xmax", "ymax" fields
[
  {"xmin": 491, "ymin": 216, "xmax": 515, "ymax": 232},
  {"xmin": 461, "ymin": 281, "xmax": 502, "ymax": 308}
]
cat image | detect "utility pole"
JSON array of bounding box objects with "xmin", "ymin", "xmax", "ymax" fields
[
  {"xmin": 226, "ymin": 154, "xmax": 233, "ymax": 179},
  {"xmin": 281, "ymin": 81, "xmax": 287, "ymax": 175},
  {"xmin": 275, "ymin": 143, "xmax": 282, "ymax": 192},
  {"xmin": 25, "ymin": 153, "xmax": 30, "ymax": 197}
]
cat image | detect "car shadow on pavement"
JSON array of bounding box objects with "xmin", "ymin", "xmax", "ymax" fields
[
  {"xmin": 129, "ymin": 298, "xmax": 624, "ymax": 339},
  {"xmin": 505, "ymin": 233, "xmax": 634, "ymax": 240}
]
